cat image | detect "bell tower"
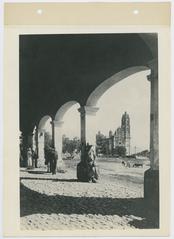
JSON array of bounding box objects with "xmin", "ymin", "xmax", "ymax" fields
[{"xmin": 121, "ymin": 112, "xmax": 131, "ymax": 155}]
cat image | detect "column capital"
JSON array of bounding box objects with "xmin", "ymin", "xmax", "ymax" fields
[
  {"xmin": 52, "ymin": 120, "xmax": 64, "ymax": 127},
  {"xmin": 78, "ymin": 106, "xmax": 99, "ymax": 116},
  {"xmin": 147, "ymin": 58, "xmax": 158, "ymax": 81}
]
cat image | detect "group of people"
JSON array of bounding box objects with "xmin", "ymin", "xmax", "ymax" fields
[
  {"xmin": 25, "ymin": 145, "xmax": 58, "ymax": 175},
  {"xmin": 25, "ymin": 143, "xmax": 98, "ymax": 181},
  {"xmin": 44, "ymin": 145, "xmax": 58, "ymax": 174},
  {"xmin": 26, "ymin": 147, "xmax": 38, "ymax": 169}
]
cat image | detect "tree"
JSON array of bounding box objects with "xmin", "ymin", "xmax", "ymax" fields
[
  {"xmin": 96, "ymin": 132, "xmax": 108, "ymax": 155},
  {"xmin": 62, "ymin": 136, "xmax": 81, "ymax": 156}
]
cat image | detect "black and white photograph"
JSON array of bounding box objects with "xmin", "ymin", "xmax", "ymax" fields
[{"xmin": 19, "ymin": 33, "xmax": 159, "ymax": 231}]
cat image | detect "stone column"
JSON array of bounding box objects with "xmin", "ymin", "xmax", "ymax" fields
[
  {"xmin": 21, "ymin": 132, "xmax": 28, "ymax": 167},
  {"xmin": 78, "ymin": 106, "xmax": 86, "ymax": 162},
  {"xmin": 32, "ymin": 128, "xmax": 37, "ymax": 152},
  {"xmin": 34, "ymin": 127, "xmax": 39, "ymax": 168},
  {"xmin": 28, "ymin": 132, "xmax": 35, "ymax": 168},
  {"xmin": 37, "ymin": 129, "xmax": 45, "ymax": 167},
  {"xmin": 144, "ymin": 59, "xmax": 159, "ymax": 210},
  {"xmin": 53, "ymin": 120, "xmax": 65, "ymax": 172},
  {"xmin": 77, "ymin": 106, "xmax": 99, "ymax": 181},
  {"xmin": 78, "ymin": 106, "xmax": 99, "ymax": 156},
  {"xmin": 51, "ymin": 121, "xmax": 55, "ymax": 148},
  {"xmin": 27, "ymin": 133, "xmax": 34, "ymax": 149}
]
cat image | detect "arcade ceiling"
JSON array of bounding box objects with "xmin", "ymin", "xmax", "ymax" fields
[{"xmin": 19, "ymin": 33, "xmax": 157, "ymax": 133}]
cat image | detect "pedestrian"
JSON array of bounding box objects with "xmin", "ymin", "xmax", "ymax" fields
[
  {"xmin": 51, "ymin": 147, "xmax": 58, "ymax": 175},
  {"xmin": 27, "ymin": 147, "xmax": 33, "ymax": 169},
  {"xmin": 32, "ymin": 149, "xmax": 38, "ymax": 168},
  {"xmin": 44, "ymin": 145, "xmax": 51, "ymax": 172}
]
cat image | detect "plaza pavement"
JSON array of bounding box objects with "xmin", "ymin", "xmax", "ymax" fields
[{"xmin": 20, "ymin": 160, "xmax": 158, "ymax": 230}]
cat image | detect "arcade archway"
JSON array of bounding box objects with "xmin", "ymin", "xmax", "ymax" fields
[
  {"xmin": 37, "ymin": 115, "xmax": 52, "ymax": 167},
  {"xmin": 77, "ymin": 61, "xmax": 158, "ymax": 204},
  {"xmin": 53, "ymin": 101, "xmax": 81, "ymax": 171},
  {"xmin": 78, "ymin": 66, "xmax": 151, "ymax": 158}
]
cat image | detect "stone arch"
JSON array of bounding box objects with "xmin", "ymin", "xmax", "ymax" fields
[
  {"xmin": 77, "ymin": 65, "xmax": 153, "ymax": 181},
  {"xmin": 55, "ymin": 101, "xmax": 80, "ymax": 122},
  {"xmin": 86, "ymin": 66, "xmax": 151, "ymax": 107},
  {"xmin": 38, "ymin": 115, "xmax": 52, "ymax": 132},
  {"xmin": 78, "ymin": 66, "xmax": 151, "ymax": 163},
  {"xmin": 54, "ymin": 101, "xmax": 81, "ymax": 170}
]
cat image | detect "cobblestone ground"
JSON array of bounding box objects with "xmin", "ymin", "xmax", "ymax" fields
[{"xmin": 20, "ymin": 160, "xmax": 159, "ymax": 230}]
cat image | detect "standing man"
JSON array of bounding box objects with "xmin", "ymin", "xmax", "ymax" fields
[
  {"xmin": 44, "ymin": 145, "xmax": 51, "ymax": 173},
  {"xmin": 32, "ymin": 149, "xmax": 38, "ymax": 168},
  {"xmin": 51, "ymin": 147, "xmax": 58, "ymax": 175}
]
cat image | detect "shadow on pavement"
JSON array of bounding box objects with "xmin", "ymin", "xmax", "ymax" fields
[
  {"xmin": 20, "ymin": 177, "xmax": 77, "ymax": 182},
  {"xmin": 27, "ymin": 171, "xmax": 48, "ymax": 174},
  {"xmin": 110, "ymin": 174, "xmax": 144, "ymax": 184},
  {"xmin": 20, "ymin": 183, "xmax": 159, "ymax": 229}
]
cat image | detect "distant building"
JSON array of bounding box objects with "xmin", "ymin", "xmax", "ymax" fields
[
  {"xmin": 120, "ymin": 111, "xmax": 131, "ymax": 155},
  {"xmin": 96, "ymin": 112, "xmax": 131, "ymax": 156},
  {"xmin": 96, "ymin": 131, "xmax": 108, "ymax": 155}
]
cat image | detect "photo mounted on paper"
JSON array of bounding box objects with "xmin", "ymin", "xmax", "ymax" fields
[{"xmin": 19, "ymin": 33, "xmax": 159, "ymax": 230}]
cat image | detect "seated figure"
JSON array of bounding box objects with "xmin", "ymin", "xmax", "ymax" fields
[
  {"xmin": 77, "ymin": 143, "xmax": 99, "ymax": 182},
  {"xmin": 85, "ymin": 144, "xmax": 98, "ymax": 183}
]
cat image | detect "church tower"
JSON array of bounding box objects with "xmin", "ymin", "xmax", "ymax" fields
[{"xmin": 121, "ymin": 112, "xmax": 131, "ymax": 155}]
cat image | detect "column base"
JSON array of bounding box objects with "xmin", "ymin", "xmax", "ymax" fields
[
  {"xmin": 77, "ymin": 161, "xmax": 89, "ymax": 182},
  {"xmin": 144, "ymin": 168, "xmax": 159, "ymax": 210},
  {"xmin": 57, "ymin": 160, "xmax": 66, "ymax": 173},
  {"xmin": 77, "ymin": 161, "xmax": 99, "ymax": 182},
  {"xmin": 37, "ymin": 158, "xmax": 46, "ymax": 168}
]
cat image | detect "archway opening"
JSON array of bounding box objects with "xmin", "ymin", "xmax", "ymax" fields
[
  {"xmin": 37, "ymin": 115, "xmax": 52, "ymax": 167},
  {"xmin": 84, "ymin": 67, "xmax": 151, "ymax": 190},
  {"xmin": 54, "ymin": 101, "xmax": 81, "ymax": 173}
]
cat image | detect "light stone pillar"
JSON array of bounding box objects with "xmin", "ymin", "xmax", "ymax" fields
[
  {"xmin": 32, "ymin": 128, "xmax": 38, "ymax": 153},
  {"xmin": 27, "ymin": 132, "xmax": 35, "ymax": 168},
  {"xmin": 37, "ymin": 129, "xmax": 45, "ymax": 167},
  {"xmin": 78, "ymin": 106, "xmax": 99, "ymax": 161},
  {"xmin": 34, "ymin": 127, "xmax": 39, "ymax": 168},
  {"xmin": 85, "ymin": 106, "xmax": 99, "ymax": 147},
  {"xmin": 78, "ymin": 106, "xmax": 86, "ymax": 162},
  {"xmin": 77, "ymin": 106, "xmax": 99, "ymax": 181},
  {"xmin": 51, "ymin": 121, "xmax": 55, "ymax": 148},
  {"xmin": 53, "ymin": 120, "xmax": 65, "ymax": 172},
  {"xmin": 144, "ymin": 59, "xmax": 159, "ymax": 209},
  {"xmin": 148, "ymin": 60, "xmax": 159, "ymax": 170}
]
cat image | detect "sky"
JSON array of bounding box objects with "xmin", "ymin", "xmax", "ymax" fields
[{"xmin": 45, "ymin": 70, "xmax": 150, "ymax": 153}]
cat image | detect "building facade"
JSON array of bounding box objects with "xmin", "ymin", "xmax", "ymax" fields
[
  {"xmin": 96, "ymin": 112, "xmax": 131, "ymax": 156},
  {"xmin": 120, "ymin": 112, "xmax": 131, "ymax": 155}
]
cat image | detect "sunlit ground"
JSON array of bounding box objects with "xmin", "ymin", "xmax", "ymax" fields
[{"xmin": 20, "ymin": 157, "xmax": 159, "ymax": 230}]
